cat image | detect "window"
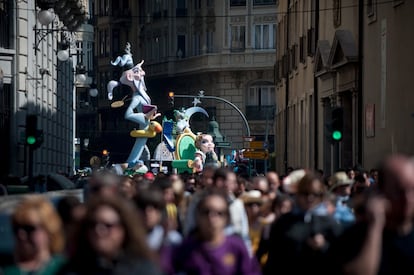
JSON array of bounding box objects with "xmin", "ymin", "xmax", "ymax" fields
[
  {"xmin": 0, "ymin": 0, "xmax": 12, "ymax": 49},
  {"xmin": 194, "ymin": 0, "xmax": 201, "ymax": 10},
  {"xmin": 299, "ymin": 36, "xmax": 306, "ymax": 63},
  {"xmin": 177, "ymin": 35, "xmax": 186, "ymax": 58},
  {"xmin": 253, "ymin": 0, "xmax": 276, "ymax": 5},
  {"xmin": 99, "ymin": 31, "xmax": 104, "ymax": 56},
  {"xmin": 230, "ymin": 0, "xmax": 246, "ymax": 6},
  {"xmin": 246, "ymin": 85, "xmax": 275, "ymax": 120},
  {"xmin": 254, "ymin": 24, "xmax": 276, "ymax": 50},
  {"xmin": 86, "ymin": 42, "xmax": 93, "ymax": 73},
  {"xmin": 231, "ymin": 25, "xmax": 245, "ymax": 52},
  {"xmin": 193, "ymin": 34, "xmax": 201, "ymax": 56},
  {"xmin": 206, "ymin": 31, "xmax": 214, "ymax": 53},
  {"xmin": 176, "ymin": 0, "xmax": 187, "ymax": 16}
]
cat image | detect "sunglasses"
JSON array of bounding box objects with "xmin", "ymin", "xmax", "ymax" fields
[
  {"xmin": 298, "ymin": 191, "xmax": 324, "ymax": 198},
  {"xmin": 199, "ymin": 208, "xmax": 227, "ymax": 218},
  {"xmin": 13, "ymin": 224, "xmax": 42, "ymax": 234},
  {"xmin": 88, "ymin": 220, "xmax": 121, "ymax": 231}
]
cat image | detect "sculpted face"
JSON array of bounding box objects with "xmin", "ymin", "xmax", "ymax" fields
[
  {"xmin": 120, "ymin": 64, "xmax": 145, "ymax": 89},
  {"xmin": 199, "ymin": 134, "xmax": 215, "ymax": 153}
]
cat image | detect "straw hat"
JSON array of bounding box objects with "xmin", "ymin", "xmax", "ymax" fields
[
  {"xmin": 240, "ymin": 190, "xmax": 264, "ymax": 205},
  {"xmin": 329, "ymin": 172, "xmax": 354, "ymax": 192}
]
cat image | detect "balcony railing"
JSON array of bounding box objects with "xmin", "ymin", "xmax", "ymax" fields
[{"xmin": 246, "ymin": 106, "xmax": 275, "ymax": 120}]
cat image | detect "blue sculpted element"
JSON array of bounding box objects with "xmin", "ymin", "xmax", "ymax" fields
[{"xmin": 107, "ymin": 43, "xmax": 161, "ymax": 168}]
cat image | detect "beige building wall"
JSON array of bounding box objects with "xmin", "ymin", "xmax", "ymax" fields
[
  {"xmin": 276, "ymin": 0, "xmax": 413, "ymax": 175},
  {"xmin": 363, "ymin": 1, "xmax": 414, "ymax": 169},
  {"xmin": 274, "ymin": 0, "xmax": 359, "ymax": 175}
]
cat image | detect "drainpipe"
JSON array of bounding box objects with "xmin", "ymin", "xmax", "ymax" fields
[
  {"xmin": 313, "ymin": 0, "xmax": 319, "ymax": 169},
  {"xmin": 284, "ymin": 0, "xmax": 290, "ymax": 174},
  {"xmin": 357, "ymin": 0, "xmax": 364, "ymax": 165}
]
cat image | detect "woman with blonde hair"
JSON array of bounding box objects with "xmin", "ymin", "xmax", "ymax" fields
[{"xmin": 3, "ymin": 195, "xmax": 66, "ymax": 275}]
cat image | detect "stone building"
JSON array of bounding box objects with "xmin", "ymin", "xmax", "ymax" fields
[
  {"xmin": 0, "ymin": 0, "xmax": 91, "ymax": 178},
  {"xmin": 274, "ymin": 0, "xmax": 414, "ymax": 175},
  {"xmin": 95, "ymin": 0, "xmax": 277, "ymax": 172}
]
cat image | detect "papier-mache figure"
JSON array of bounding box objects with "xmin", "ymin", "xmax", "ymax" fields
[
  {"xmin": 107, "ymin": 42, "xmax": 161, "ymax": 168},
  {"xmin": 194, "ymin": 133, "xmax": 219, "ymax": 172}
]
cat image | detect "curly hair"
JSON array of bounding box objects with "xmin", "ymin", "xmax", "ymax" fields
[{"xmin": 12, "ymin": 195, "xmax": 65, "ymax": 254}]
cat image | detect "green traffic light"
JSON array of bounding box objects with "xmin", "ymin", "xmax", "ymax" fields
[
  {"xmin": 26, "ymin": 136, "xmax": 36, "ymax": 145},
  {"xmin": 332, "ymin": 131, "xmax": 342, "ymax": 141}
]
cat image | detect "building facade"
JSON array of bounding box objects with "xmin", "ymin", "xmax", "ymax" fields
[
  {"xmin": 274, "ymin": 0, "xmax": 414, "ymax": 175},
  {"xmin": 94, "ymin": 0, "xmax": 278, "ymax": 172},
  {"xmin": 0, "ymin": 0, "xmax": 91, "ymax": 179}
]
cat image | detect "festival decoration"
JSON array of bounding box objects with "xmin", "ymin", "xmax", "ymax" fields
[{"xmin": 107, "ymin": 42, "xmax": 161, "ymax": 167}]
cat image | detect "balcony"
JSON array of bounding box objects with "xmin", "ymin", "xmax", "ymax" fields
[
  {"xmin": 145, "ymin": 50, "xmax": 276, "ymax": 78},
  {"xmin": 246, "ymin": 105, "xmax": 275, "ymax": 120}
]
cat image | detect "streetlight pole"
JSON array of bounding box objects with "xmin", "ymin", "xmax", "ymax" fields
[{"xmin": 174, "ymin": 91, "xmax": 251, "ymax": 137}]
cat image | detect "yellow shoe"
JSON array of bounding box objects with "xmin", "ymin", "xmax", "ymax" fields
[{"xmin": 130, "ymin": 121, "xmax": 162, "ymax": 138}]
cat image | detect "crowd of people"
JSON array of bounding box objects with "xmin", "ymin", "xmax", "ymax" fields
[{"xmin": 1, "ymin": 153, "xmax": 414, "ymax": 275}]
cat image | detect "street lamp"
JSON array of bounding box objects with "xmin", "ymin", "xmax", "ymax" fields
[
  {"xmin": 89, "ymin": 83, "xmax": 99, "ymax": 97},
  {"xmin": 75, "ymin": 64, "xmax": 87, "ymax": 84},
  {"xmin": 37, "ymin": 8, "xmax": 55, "ymax": 25}
]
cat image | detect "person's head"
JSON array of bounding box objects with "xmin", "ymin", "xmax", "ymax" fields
[
  {"xmin": 12, "ymin": 195, "xmax": 64, "ymax": 260},
  {"xmin": 199, "ymin": 166, "xmax": 216, "ymax": 188},
  {"xmin": 133, "ymin": 187, "xmax": 166, "ymax": 231},
  {"xmin": 153, "ymin": 177, "xmax": 174, "ymax": 204},
  {"xmin": 272, "ymin": 194, "xmax": 294, "ymax": 218},
  {"xmin": 195, "ymin": 189, "xmax": 230, "ymax": 240},
  {"xmin": 352, "ymin": 174, "xmax": 370, "ymax": 195},
  {"xmin": 369, "ymin": 168, "xmax": 379, "ymax": 184},
  {"xmin": 252, "ymin": 176, "xmax": 270, "ymax": 196},
  {"xmin": 56, "ymin": 196, "xmax": 85, "ymax": 227},
  {"xmin": 87, "ymin": 170, "xmax": 121, "ymax": 199},
  {"xmin": 240, "ymin": 190, "xmax": 264, "ymax": 221},
  {"xmin": 80, "ymin": 196, "xmax": 151, "ymax": 260},
  {"xmin": 118, "ymin": 176, "xmax": 137, "ymax": 199},
  {"xmin": 213, "ymin": 167, "xmax": 237, "ymax": 194},
  {"xmin": 329, "ymin": 171, "xmax": 354, "ymax": 197},
  {"xmin": 296, "ymin": 173, "xmax": 326, "ymax": 211},
  {"xmin": 346, "ymin": 168, "xmax": 356, "ymax": 180},
  {"xmin": 377, "ymin": 154, "xmax": 414, "ymax": 228},
  {"xmin": 266, "ymin": 171, "xmax": 281, "ymax": 192}
]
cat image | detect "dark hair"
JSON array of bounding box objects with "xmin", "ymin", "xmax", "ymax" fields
[
  {"xmin": 56, "ymin": 196, "xmax": 82, "ymax": 225},
  {"xmin": 153, "ymin": 176, "xmax": 172, "ymax": 190},
  {"xmin": 133, "ymin": 186, "xmax": 166, "ymax": 210},
  {"xmin": 69, "ymin": 196, "xmax": 153, "ymax": 267},
  {"xmin": 212, "ymin": 167, "xmax": 233, "ymax": 183}
]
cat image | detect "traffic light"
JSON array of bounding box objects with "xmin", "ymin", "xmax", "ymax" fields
[
  {"xmin": 168, "ymin": 91, "xmax": 174, "ymax": 106},
  {"xmin": 25, "ymin": 115, "xmax": 44, "ymax": 150},
  {"xmin": 102, "ymin": 149, "xmax": 110, "ymax": 167},
  {"xmin": 331, "ymin": 107, "xmax": 344, "ymax": 142}
]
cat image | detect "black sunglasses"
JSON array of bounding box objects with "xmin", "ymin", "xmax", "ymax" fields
[
  {"xmin": 88, "ymin": 220, "xmax": 121, "ymax": 230},
  {"xmin": 13, "ymin": 224, "xmax": 41, "ymax": 234},
  {"xmin": 298, "ymin": 191, "xmax": 324, "ymax": 198},
  {"xmin": 199, "ymin": 208, "xmax": 227, "ymax": 217}
]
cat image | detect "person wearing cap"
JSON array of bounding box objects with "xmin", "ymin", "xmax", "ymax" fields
[{"xmin": 330, "ymin": 171, "xmax": 355, "ymax": 227}]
